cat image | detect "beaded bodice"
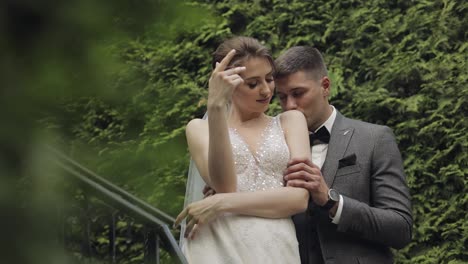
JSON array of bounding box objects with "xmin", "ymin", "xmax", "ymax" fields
[{"xmin": 229, "ymin": 115, "xmax": 290, "ymax": 192}]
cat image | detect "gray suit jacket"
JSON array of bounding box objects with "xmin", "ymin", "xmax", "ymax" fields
[{"xmin": 293, "ymin": 111, "xmax": 412, "ymax": 264}]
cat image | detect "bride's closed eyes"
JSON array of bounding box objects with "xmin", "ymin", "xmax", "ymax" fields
[{"xmin": 246, "ymin": 76, "xmax": 274, "ymax": 89}]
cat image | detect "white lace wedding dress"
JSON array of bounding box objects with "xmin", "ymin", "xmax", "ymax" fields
[{"xmin": 182, "ymin": 115, "xmax": 301, "ymax": 263}]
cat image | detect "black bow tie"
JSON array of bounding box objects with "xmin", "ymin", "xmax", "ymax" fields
[{"xmin": 309, "ymin": 126, "xmax": 330, "ymax": 146}]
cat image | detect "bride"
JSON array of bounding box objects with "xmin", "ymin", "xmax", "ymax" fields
[{"xmin": 175, "ymin": 36, "xmax": 311, "ymax": 263}]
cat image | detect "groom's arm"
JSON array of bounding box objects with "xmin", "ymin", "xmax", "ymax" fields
[
  {"xmin": 284, "ymin": 125, "xmax": 412, "ymax": 249},
  {"xmin": 337, "ymin": 126, "xmax": 412, "ymax": 249}
]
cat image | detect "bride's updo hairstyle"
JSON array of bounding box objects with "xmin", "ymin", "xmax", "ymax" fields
[{"xmin": 211, "ymin": 36, "xmax": 275, "ymax": 73}]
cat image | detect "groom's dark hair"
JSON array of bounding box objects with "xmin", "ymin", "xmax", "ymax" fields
[{"xmin": 274, "ymin": 46, "xmax": 328, "ymax": 81}]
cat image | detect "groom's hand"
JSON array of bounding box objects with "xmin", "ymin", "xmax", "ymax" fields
[{"xmin": 283, "ymin": 157, "xmax": 329, "ymax": 207}]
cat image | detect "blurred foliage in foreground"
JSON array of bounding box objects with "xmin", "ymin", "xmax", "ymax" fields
[
  {"xmin": 1, "ymin": 0, "xmax": 467, "ymax": 263},
  {"xmin": 1, "ymin": 0, "xmax": 207, "ymax": 263}
]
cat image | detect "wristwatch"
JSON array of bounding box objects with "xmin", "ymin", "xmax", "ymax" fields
[{"xmin": 321, "ymin": 189, "xmax": 340, "ymax": 210}]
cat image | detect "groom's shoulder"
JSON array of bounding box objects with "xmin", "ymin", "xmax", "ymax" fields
[
  {"xmin": 345, "ymin": 116, "xmax": 381, "ymax": 128},
  {"xmin": 342, "ymin": 115, "xmax": 393, "ymax": 136}
]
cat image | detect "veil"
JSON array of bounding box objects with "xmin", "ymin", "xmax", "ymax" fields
[{"xmin": 179, "ymin": 113, "xmax": 208, "ymax": 248}]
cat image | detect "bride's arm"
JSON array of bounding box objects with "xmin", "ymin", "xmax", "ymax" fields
[
  {"xmin": 207, "ymin": 104, "xmax": 237, "ymax": 193},
  {"xmin": 186, "ymin": 50, "xmax": 245, "ymax": 193},
  {"xmin": 214, "ymin": 186, "xmax": 308, "ymax": 218},
  {"xmin": 186, "ymin": 114, "xmax": 236, "ymax": 193}
]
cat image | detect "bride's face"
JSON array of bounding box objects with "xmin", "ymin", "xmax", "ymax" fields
[{"xmin": 231, "ymin": 57, "xmax": 274, "ymax": 113}]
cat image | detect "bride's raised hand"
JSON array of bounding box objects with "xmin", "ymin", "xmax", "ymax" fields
[
  {"xmin": 174, "ymin": 194, "xmax": 225, "ymax": 239},
  {"xmin": 208, "ymin": 49, "xmax": 246, "ymax": 108}
]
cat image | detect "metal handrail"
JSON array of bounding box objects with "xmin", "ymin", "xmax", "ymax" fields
[
  {"xmin": 47, "ymin": 145, "xmax": 175, "ymax": 225},
  {"xmin": 46, "ymin": 145, "xmax": 187, "ymax": 264}
]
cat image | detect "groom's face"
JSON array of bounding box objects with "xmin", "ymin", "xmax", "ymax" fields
[{"xmin": 276, "ymin": 70, "xmax": 330, "ymax": 131}]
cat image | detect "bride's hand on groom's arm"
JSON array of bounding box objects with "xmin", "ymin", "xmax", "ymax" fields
[{"xmin": 174, "ymin": 194, "xmax": 226, "ymax": 239}]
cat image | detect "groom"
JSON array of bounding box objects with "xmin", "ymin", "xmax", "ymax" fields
[{"xmin": 276, "ymin": 46, "xmax": 412, "ymax": 264}]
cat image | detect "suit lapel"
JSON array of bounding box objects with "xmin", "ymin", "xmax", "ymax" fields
[{"xmin": 322, "ymin": 112, "xmax": 354, "ymax": 187}]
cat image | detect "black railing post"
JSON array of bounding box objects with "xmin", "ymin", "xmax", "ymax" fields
[
  {"xmin": 57, "ymin": 178, "xmax": 66, "ymax": 253},
  {"xmin": 155, "ymin": 231, "xmax": 160, "ymax": 264},
  {"xmin": 144, "ymin": 227, "xmax": 159, "ymax": 264},
  {"xmin": 81, "ymin": 192, "xmax": 92, "ymax": 261},
  {"xmin": 109, "ymin": 211, "xmax": 117, "ymax": 264}
]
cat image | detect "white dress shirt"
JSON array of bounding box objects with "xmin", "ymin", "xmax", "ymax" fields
[{"xmin": 311, "ymin": 105, "xmax": 343, "ymax": 224}]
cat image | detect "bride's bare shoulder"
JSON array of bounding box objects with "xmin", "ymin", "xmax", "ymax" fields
[
  {"xmin": 279, "ymin": 110, "xmax": 306, "ymax": 127},
  {"xmin": 185, "ymin": 119, "xmax": 209, "ymax": 152},
  {"xmin": 187, "ymin": 118, "xmax": 208, "ymax": 130},
  {"xmin": 186, "ymin": 118, "xmax": 208, "ymax": 138}
]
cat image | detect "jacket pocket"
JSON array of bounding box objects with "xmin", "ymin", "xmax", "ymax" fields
[{"xmin": 335, "ymin": 164, "xmax": 361, "ymax": 177}]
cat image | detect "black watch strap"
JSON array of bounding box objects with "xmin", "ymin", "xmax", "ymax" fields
[
  {"xmin": 321, "ymin": 199, "xmax": 336, "ymax": 210},
  {"xmin": 320, "ymin": 189, "xmax": 339, "ymax": 210}
]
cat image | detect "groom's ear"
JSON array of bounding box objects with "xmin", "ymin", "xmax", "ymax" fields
[{"xmin": 321, "ymin": 76, "xmax": 331, "ymax": 97}]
